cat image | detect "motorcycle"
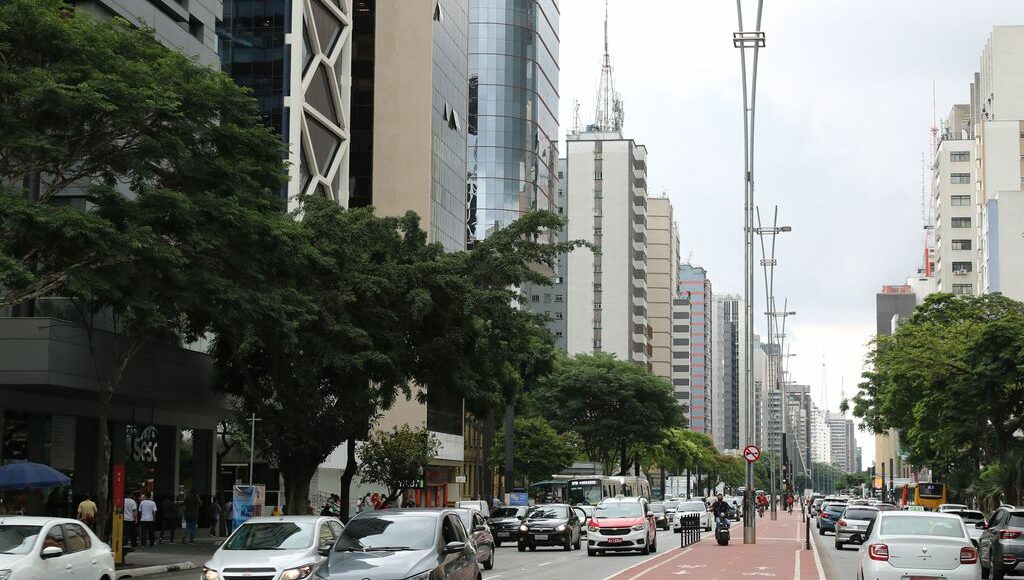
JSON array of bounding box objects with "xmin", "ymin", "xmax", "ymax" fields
[
  {"xmin": 715, "ymin": 516, "xmax": 730, "ymax": 546},
  {"xmin": 757, "ymin": 503, "xmax": 765, "ymax": 518}
]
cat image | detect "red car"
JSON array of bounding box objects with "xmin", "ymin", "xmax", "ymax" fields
[{"xmin": 586, "ymin": 497, "xmax": 658, "ymax": 556}]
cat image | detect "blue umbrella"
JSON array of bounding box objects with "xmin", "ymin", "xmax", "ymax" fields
[{"xmin": 0, "ymin": 461, "xmax": 71, "ymax": 491}]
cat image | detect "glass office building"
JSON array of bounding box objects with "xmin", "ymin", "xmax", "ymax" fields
[{"xmin": 467, "ymin": 0, "xmax": 560, "ymax": 245}]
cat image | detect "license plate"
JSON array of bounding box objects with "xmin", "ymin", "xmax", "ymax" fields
[
  {"xmin": 534, "ymin": 534, "xmax": 548, "ymax": 540},
  {"xmin": 608, "ymin": 538, "xmax": 623, "ymax": 544},
  {"xmin": 496, "ymin": 532, "xmax": 510, "ymax": 537},
  {"xmin": 906, "ymin": 577, "xmax": 941, "ymax": 580}
]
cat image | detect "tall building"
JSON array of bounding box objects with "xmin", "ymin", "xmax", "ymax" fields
[
  {"xmin": 855, "ymin": 446, "xmax": 863, "ymax": 474},
  {"xmin": 466, "ymin": 0, "xmax": 560, "ymax": 246},
  {"xmin": 677, "ymin": 264, "xmax": 712, "ymax": 434},
  {"xmin": 974, "ymin": 26, "xmax": 1024, "ymax": 301},
  {"xmin": 219, "ymin": 0, "xmax": 353, "ymax": 207},
  {"xmin": 873, "ymin": 284, "xmax": 922, "ymax": 480},
  {"xmin": 647, "ymin": 197, "xmax": 680, "ymax": 385},
  {"xmin": 76, "ymin": 0, "xmax": 221, "ymax": 66},
  {"xmin": 827, "ymin": 411, "xmax": 856, "ymax": 474},
  {"xmin": 931, "ymin": 105, "xmax": 980, "ymax": 295},
  {"xmin": 809, "ymin": 406, "xmax": 832, "ymax": 464},
  {"xmin": 711, "ymin": 294, "xmax": 745, "ymax": 450}
]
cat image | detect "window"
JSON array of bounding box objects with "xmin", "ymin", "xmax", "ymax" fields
[
  {"xmin": 544, "ymin": 294, "xmax": 552, "ymax": 304},
  {"xmin": 62, "ymin": 524, "xmax": 90, "ymax": 553},
  {"xmin": 952, "ymin": 262, "xmax": 973, "ymax": 273},
  {"xmin": 558, "ymin": 189, "xmax": 564, "ymax": 197},
  {"xmin": 554, "ymin": 294, "xmax": 563, "ymax": 303},
  {"xmin": 951, "ymin": 239, "xmax": 972, "ymax": 250},
  {"xmin": 558, "ymin": 171, "xmax": 564, "ymax": 179},
  {"xmin": 672, "ymin": 365, "xmax": 690, "ymax": 373},
  {"xmin": 951, "ymin": 195, "xmax": 971, "ymax": 206},
  {"xmin": 555, "ymin": 331, "xmax": 564, "ymax": 338},
  {"xmin": 950, "ymin": 151, "xmax": 970, "ymax": 162},
  {"xmin": 594, "ymin": 228, "xmax": 602, "ymax": 236},
  {"xmin": 594, "ymin": 340, "xmax": 602, "ymax": 349},
  {"xmin": 593, "ymin": 321, "xmax": 601, "ymax": 329},
  {"xmin": 952, "ymin": 284, "xmax": 973, "ymax": 295},
  {"xmin": 595, "ymin": 172, "xmax": 603, "ymax": 180},
  {"xmin": 554, "ymin": 312, "xmax": 564, "ymax": 320},
  {"xmin": 318, "ymin": 523, "xmax": 337, "ymax": 548},
  {"xmin": 672, "ymin": 325, "xmax": 690, "ymax": 333},
  {"xmin": 531, "ymin": 295, "xmax": 539, "ymax": 303},
  {"xmin": 554, "ymin": 276, "xmax": 563, "ymax": 284},
  {"xmin": 558, "ymin": 206, "xmax": 564, "ymax": 214},
  {"xmin": 950, "ymin": 173, "xmax": 971, "ymax": 184},
  {"xmin": 594, "ymin": 265, "xmax": 602, "ymax": 273},
  {"xmin": 594, "ymin": 303, "xmax": 602, "ymax": 310},
  {"xmin": 951, "ymin": 217, "xmax": 971, "ymax": 228},
  {"xmin": 673, "ymin": 311, "xmax": 690, "ymax": 319},
  {"xmin": 594, "ymin": 284, "xmax": 602, "ymax": 292},
  {"xmin": 672, "ymin": 338, "xmax": 690, "ymax": 346}
]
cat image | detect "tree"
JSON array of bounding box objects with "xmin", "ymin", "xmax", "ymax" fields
[
  {"xmin": 490, "ymin": 417, "xmax": 581, "ymax": 485},
  {"xmin": 1, "ymin": 0, "xmax": 289, "ymax": 536},
  {"xmin": 848, "ymin": 293, "xmax": 1024, "ymax": 502},
  {"xmin": 533, "ymin": 353, "xmax": 685, "ymax": 475},
  {"xmin": 358, "ymin": 426, "xmax": 440, "ymax": 504}
]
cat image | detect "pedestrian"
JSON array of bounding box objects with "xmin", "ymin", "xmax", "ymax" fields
[
  {"xmin": 160, "ymin": 495, "xmax": 179, "ymax": 543},
  {"xmin": 124, "ymin": 493, "xmax": 139, "ymax": 548},
  {"xmin": 371, "ymin": 493, "xmax": 382, "ymax": 510},
  {"xmin": 362, "ymin": 493, "xmax": 374, "ymax": 512},
  {"xmin": 183, "ymin": 489, "xmax": 201, "ymax": 543},
  {"xmin": 139, "ymin": 493, "xmax": 157, "ymax": 547},
  {"xmin": 491, "ymin": 496, "xmax": 500, "ymax": 513},
  {"xmin": 356, "ymin": 496, "xmax": 365, "ymax": 513},
  {"xmin": 76, "ymin": 493, "xmax": 98, "ymax": 531},
  {"xmin": 208, "ymin": 498, "xmax": 221, "ymax": 537},
  {"xmin": 224, "ymin": 499, "xmax": 235, "ymax": 534}
]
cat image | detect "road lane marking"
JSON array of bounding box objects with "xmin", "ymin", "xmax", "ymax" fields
[
  {"xmin": 809, "ymin": 527, "xmax": 826, "ymax": 579},
  {"xmin": 597, "ymin": 546, "xmax": 689, "ymax": 580},
  {"xmin": 623, "ymin": 547, "xmax": 695, "ymax": 580},
  {"xmin": 537, "ymin": 561, "xmax": 552, "ymax": 567},
  {"xmin": 794, "ymin": 549, "xmax": 800, "ymax": 580}
]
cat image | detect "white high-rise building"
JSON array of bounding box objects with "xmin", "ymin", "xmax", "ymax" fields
[
  {"xmin": 974, "ymin": 26, "xmax": 1024, "ymax": 300},
  {"xmin": 827, "ymin": 412, "xmax": 856, "ymax": 473},
  {"xmin": 932, "ymin": 105, "xmax": 980, "ymax": 295},
  {"xmin": 810, "ymin": 406, "xmax": 832, "ymax": 465}
]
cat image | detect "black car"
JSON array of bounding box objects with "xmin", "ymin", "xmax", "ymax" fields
[
  {"xmin": 487, "ymin": 506, "xmax": 528, "ymax": 546},
  {"xmin": 650, "ymin": 502, "xmax": 670, "ymax": 530},
  {"xmin": 317, "ymin": 509, "xmax": 479, "ymax": 580},
  {"xmin": 517, "ymin": 504, "xmax": 585, "ymax": 552}
]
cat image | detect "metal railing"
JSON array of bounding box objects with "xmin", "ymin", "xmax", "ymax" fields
[{"xmin": 678, "ymin": 513, "xmax": 702, "ymax": 547}]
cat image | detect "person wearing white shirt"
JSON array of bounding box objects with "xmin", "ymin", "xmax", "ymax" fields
[
  {"xmin": 139, "ymin": 493, "xmax": 157, "ymax": 547},
  {"xmin": 124, "ymin": 495, "xmax": 139, "ymax": 548}
]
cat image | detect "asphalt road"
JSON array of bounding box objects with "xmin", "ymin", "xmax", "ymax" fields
[
  {"xmin": 812, "ymin": 518, "xmax": 861, "ymax": 580},
  {"xmin": 153, "ymin": 528, "xmax": 679, "ymax": 580}
]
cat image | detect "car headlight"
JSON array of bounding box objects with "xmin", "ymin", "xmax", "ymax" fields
[
  {"xmin": 201, "ymin": 568, "xmax": 221, "ymax": 580},
  {"xmin": 281, "ymin": 565, "xmax": 315, "ymax": 580},
  {"xmin": 405, "ymin": 572, "xmax": 432, "ymax": 580},
  {"xmin": 556, "ymin": 524, "xmax": 567, "ymax": 532},
  {"xmin": 631, "ymin": 523, "xmax": 646, "ymax": 531},
  {"xmin": 519, "ymin": 524, "xmax": 528, "ymax": 532},
  {"xmin": 0, "ymin": 569, "xmax": 11, "ymax": 580}
]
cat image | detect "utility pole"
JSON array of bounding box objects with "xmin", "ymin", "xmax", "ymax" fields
[
  {"xmin": 248, "ymin": 413, "xmax": 262, "ymax": 485},
  {"xmin": 734, "ymin": 0, "xmax": 766, "ymax": 545}
]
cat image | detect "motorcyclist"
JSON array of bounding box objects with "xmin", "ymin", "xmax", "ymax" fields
[
  {"xmin": 756, "ymin": 493, "xmax": 768, "ymax": 516},
  {"xmin": 710, "ymin": 493, "xmax": 731, "ymax": 531}
]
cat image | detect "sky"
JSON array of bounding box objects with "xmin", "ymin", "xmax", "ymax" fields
[{"xmin": 557, "ymin": 0, "xmax": 1022, "ymax": 467}]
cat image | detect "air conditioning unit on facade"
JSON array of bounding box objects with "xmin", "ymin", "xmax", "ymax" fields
[{"xmin": 953, "ymin": 270, "xmax": 968, "ymax": 276}]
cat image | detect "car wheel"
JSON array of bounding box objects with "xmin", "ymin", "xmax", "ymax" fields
[
  {"xmin": 587, "ymin": 548, "xmax": 597, "ymax": 557},
  {"xmin": 563, "ymin": 535, "xmax": 572, "ymax": 551},
  {"xmin": 641, "ymin": 541, "xmax": 650, "ymax": 555},
  {"xmin": 650, "ymin": 536, "xmax": 658, "ymax": 553},
  {"xmin": 529, "ymin": 545, "xmax": 536, "ymax": 551},
  {"xmin": 484, "ymin": 548, "xmax": 494, "ymax": 570},
  {"xmin": 834, "ymin": 539, "xmax": 843, "ymax": 550},
  {"xmin": 818, "ymin": 526, "xmax": 825, "ymax": 536},
  {"xmin": 573, "ymin": 536, "xmax": 581, "ymax": 550},
  {"xmin": 517, "ymin": 544, "xmax": 526, "ymax": 552}
]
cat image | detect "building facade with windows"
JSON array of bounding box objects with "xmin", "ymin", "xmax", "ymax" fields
[
  {"xmin": 932, "ymin": 105, "xmax": 979, "ymax": 295},
  {"xmin": 827, "ymin": 412, "xmax": 856, "ymax": 474},
  {"xmin": 677, "ymin": 264, "xmax": 712, "ymax": 435},
  {"xmin": 711, "ymin": 294, "xmax": 744, "ymax": 451},
  {"xmin": 647, "ymin": 197, "xmax": 679, "ymax": 385}
]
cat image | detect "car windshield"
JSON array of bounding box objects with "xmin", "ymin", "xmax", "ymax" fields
[
  {"xmin": 0, "ymin": 525, "xmax": 41, "ymax": 555},
  {"xmin": 825, "ymin": 504, "xmax": 845, "ymax": 513},
  {"xmin": 874, "ymin": 504, "xmax": 897, "ymax": 511},
  {"xmin": 952, "ymin": 511, "xmax": 984, "ymax": 522},
  {"xmin": 336, "ymin": 515, "xmax": 436, "ymax": 551},
  {"xmin": 224, "ymin": 522, "xmax": 314, "ymax": 550},
  {"xmin": 490, "ymin": 508, "xmax": 523, "ymax": 518},
  {"xmin": 650, "ymin": 503, "xmax": 665, "ymax": 514},
  {"xmin": 1007, "ymin": 513, "xmax": 1024, "ymax": 527},
  {"xmin": 527, "ymin": 507, "xmax": 566, "ymax": 520},
  {"xmin": 678, "ymin": 501, "xmax": 707, "ymax": 513},
  {"xmin": 844, "ymin": 510, "xmax": 879, "ymax": 521},
  {"xmin": 880, "ymin": 516, "xmax": 964, "ymax": 538},
  {"xmin": 595, "ymin": 502, "xmax": 644, "ymax": 519},
  {"xmin": 665, "ymin": 501, "xmax": 679, "ymax": 510}
]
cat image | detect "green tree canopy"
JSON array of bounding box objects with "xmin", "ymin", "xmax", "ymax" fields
[
  {"xmin": 489, "ymin": 417, "xmax": 582, "ymax": 485},
  {"xmin": 358, "ymin": 426, "xmax": 440, "ymax": 504}
]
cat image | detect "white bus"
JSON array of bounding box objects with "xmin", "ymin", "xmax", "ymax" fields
[{"xmin": 611, "ymin": 475, "xmax": 652, "ymax": 500}]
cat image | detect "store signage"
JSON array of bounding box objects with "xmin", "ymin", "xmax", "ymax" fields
[{"xmin": 127, "ymin": 425, "xmax": 159, "ymax": 463}]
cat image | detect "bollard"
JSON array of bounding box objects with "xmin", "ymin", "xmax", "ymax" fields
[{"xmin": 805, "ymin": 515, "xmax": 810, "ymax": 550}]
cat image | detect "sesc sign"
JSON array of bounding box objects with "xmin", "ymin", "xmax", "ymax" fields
[{"xmin": 126, "ymin": 425, "xmax": 159, "ymax": 463}]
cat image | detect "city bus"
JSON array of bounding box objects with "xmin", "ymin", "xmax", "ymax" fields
[
  {"xmin": 527, "ymin": 480, "xmax": 568, "ymax": 504},
  {"xmin": 611, "ymin": 475, "xmax": 652, "ymax": 500},
  {"xmin": 566, "ymin": 476, "xmax": 621, "ymax": 505},
  {"xmin": 898, "ymin": 482, "xmax": 947, "ymax": 511}
]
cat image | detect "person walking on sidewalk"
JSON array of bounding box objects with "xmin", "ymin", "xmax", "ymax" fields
[
  {"xmin": 139, "ymin": 493, "xmax": 157, "ymax": 547},
  {"xmin": 124, "ymin": 493, "xmax": 139, "ymax": 548},
  {"xmin": 76, "ymin": 493, "xmax": 98, "ymax": 531},
  {"xmin": 209, "ymin": 498, "xmax": 221, "ymax": 537},
  {"xmin": 183, "ymin": 489, "xmax": 201, "ymax": 544},
  {"xmin": 160, "ymin": 495, "xmax": 179, "ymax": 543}
]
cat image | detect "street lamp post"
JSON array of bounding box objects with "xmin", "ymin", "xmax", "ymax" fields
[
  {"xmin": 734, "ymin": 0, "xmax": 766, "ymax": 546},
  {"xmin": 248, "ymin": 413, "xmax": 262, "ymax": 485}
]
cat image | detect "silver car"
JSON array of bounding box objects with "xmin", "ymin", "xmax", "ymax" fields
[
  {"xmin": 835, "ymin": 506, "xmax": 879, "ymax": 550},
  {"xmin": 855, "ymin": 511, "xmax": 980, "ymax": 580},
  {"xmin": 203, "ymin": 515, "xmax": 343, "ymax": 580}
]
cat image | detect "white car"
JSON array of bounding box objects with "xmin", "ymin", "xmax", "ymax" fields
[
  {"xmin": 202, "ymin": 515, "xmax": 344, "ymax": 580},
  {"xmin": 0, "ymin": 516, "xmax": 115, "ymax": 580},
  {"xmin": 672, "ymin": 499, "xmax": 712, "ymax": 533},
  {"xmin": 938, "ymin": 503, "xmax": 970, "ymax": 513},
  {"xmin": 856, "ymin": 511, "xmax": 981, "ymax": 580}
]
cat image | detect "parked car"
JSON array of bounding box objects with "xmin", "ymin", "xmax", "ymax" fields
[
  {"xmin": 948, "ymin": 510, "xmax": 986, "ymax": 546},
  {"xmin": 456, "ymin": 500, "xmax": 491, "ymax": 514},
  {"xmin": 978, "ymin": 505, "xmax": 1024, "ymax": 579},
  {"xmin": 487, "ymin": 505, "xmax": 527, "ymax": 546},
  {"xmin": 650, "ymin": 502, "xmax": 670, "ymax": 530},
  {"xmin": 818, "ymin": 502, "xmax": 846, "ymax": 535},
  {"xmin": 318, "ymin": 509, "xmax": 479, "ymax": 580},
  {"xmin": 452, "ymin": 508, "xmax": 494, "ymax": 570},
  {"xmin": 517, "ymin": 504, "xmax": 584, "ymax": 552},
  {"xmin": 856, "ymin": 511, "xmax": 979, "ymax": 580},
  {"xmin": 938, "ymin": 503, "xmax": 970, "ymax": 513},
  {"xmin": 587, "ymin": 496, "xmax": 657, "ymax": 556},
  {"xmin": 672, "ymin": 499, "xmax": 712, "ymax": 533},
  {"xmin": 663, "ymin": 500, "xmax": 680, "ymax": 528},
  {"xmin": 204, "ymin": 515, "xmax": 343, "ymax": 580},
  {"xmin": 873, "ymin": 503, "xmax": 898, "ymax": 512},
  {"xmin": 834, "ymin": 506, "xmax": 879, "ymax": 550},
  {"xmin": 576, "ymin": 505, "xmax": 595, "ymax": 536},
  {"xmin": 0, "ymin": 516, "xmax": 116, "ymax": 580}
]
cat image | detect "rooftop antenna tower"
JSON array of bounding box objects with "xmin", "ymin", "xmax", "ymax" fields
[
  {"xmin": 923, "ymin": 82, "xmax": 938, "ymax": 276},
  {"xmin": 594, "ymin": 0, "xmax": 623, "ymax": 132},
  {"xmin": 572, "ymin": 100, "xmax": 582, "ymax": 135}
]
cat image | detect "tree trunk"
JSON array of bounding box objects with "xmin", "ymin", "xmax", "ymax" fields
[
  {"xmin": 283, "ymin": 468, "xmax": 315, "ymax": 515},
  {"xmin": 338, "ymin": 439, "xmax": 358, "ymax": 523},
  {"xmin": 503, "ymin": 405, "xmax": 514, "ymax": 496},
  {"xmin": 96, "ymin": 393, "xmax": 112, "ymax": 539},
  {"xmin": 481, "ymin": 410, "xmax": 495, "ymax": 501}
]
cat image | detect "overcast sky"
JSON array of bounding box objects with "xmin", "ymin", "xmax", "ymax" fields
[{"xmin": 558, "ymin": 0, "xmax": 1021, "ymax": 466}]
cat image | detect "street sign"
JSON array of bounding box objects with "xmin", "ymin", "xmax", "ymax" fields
[{"xmin": 743, "ymin": 445, "xmax": 761, "ymax": 463}]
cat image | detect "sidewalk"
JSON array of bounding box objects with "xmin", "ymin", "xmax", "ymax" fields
[
  {"xmin": 606, "ymin": 510, "xmax": 825, "ymax": 580},
  {"xmin": 116, "ymin": 535, "xmax": 220, "ymax": 577}
]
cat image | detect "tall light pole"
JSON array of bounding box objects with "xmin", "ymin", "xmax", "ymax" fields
[
  {"xmin": 771, "ymin": 308, "xmax": 795, "ymax": 513},
  {"xmin": 734, "ymin": 0, "xmax": 765, "ymax": 545}
]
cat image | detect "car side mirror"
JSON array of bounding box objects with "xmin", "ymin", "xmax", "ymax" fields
[
  {"xmin": 473, "ymin": 525, "xmax": 486, "ymax": 532},
  {"xmin": 443, "ymin": 541, "xmax": 466, "ymax": 555},
  {"xmin": 40, "ymin": 546, "xmax": 63, "ymax": 560},
  {"xmin": 318, "ymin": 543, "xmax": 333, "ymax": 556}
]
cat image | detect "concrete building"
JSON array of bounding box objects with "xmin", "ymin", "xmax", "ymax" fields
[
  {"xmin": 809, "ymin": 406, "xmax": 832, "ymax": 465},
  {"xmin": 827, "ymin": 412, "xmax": 856, "ymax": 474},
  {"xmin": 855, "ymin": 446, "xmax": 863, "ymax": 474},
  {"xmin": 974, "ymin": 26, "xmax": 1024, "ymax": 301},
  {"xmin": 647, "ymin": 197, "xmax": 679, "ymax": 385},
  {"xmin": 711, "ymin": 294, "xmax": 745, "ymax": 450},
  {"xmin": 932, "ymin": 105, "xmax": 980, "ymax": 295},
  {"xmin": 677, "ymin": 264, "xmax": 712, "ymax": 434},
  {"xmin": 563, "ymin": 131, "xmax": 649, "ymax": 365},
  {"xmin": 218, "ymin": 0, "xmax": 353, "ymax": 208},
  {"xmin": 466, "ymin": 0, "xmax": 560, "ymax": 247}
]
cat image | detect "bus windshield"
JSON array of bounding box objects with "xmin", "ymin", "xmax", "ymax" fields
[
  {"xmin": 917, "ymin": 483, "xmax": 945, "ymax": 499},
  {"xmin": 568, "ymin": 480, "xmax": 605, "ymax": 505}
]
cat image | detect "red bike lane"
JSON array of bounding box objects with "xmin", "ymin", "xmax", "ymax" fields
[{"xmin": 604, "ymin": 510, "xmax": 825, "ymax": 580}]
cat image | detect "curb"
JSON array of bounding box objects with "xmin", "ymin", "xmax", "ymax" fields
[
  {"xmin": 810, "ymin": 524, "xmax": 843, "ymax": 580},
  {"xmin": 116, "ymin": 562, "xmax": 197, "ymax": 578}
]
